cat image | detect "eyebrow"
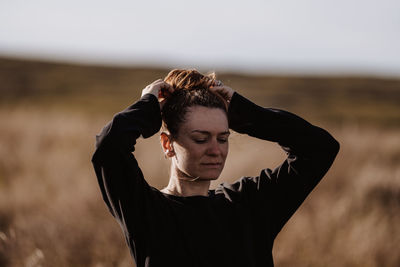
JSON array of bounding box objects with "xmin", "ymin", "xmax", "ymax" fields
[{"xmin": 191, "ymin": 130, "xmax": 230, "ymax": 135}]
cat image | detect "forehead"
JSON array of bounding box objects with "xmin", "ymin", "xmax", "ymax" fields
[{"xmin": 181, "ymin": 106, "xmax": 228, "ymax": 134}]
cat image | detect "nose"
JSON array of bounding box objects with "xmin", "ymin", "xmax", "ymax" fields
[{"xmin": 206, "ymin": 139, "xmax": 222, "ymax": 156}]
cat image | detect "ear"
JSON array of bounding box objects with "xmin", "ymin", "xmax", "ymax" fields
[
  {"xmin": 160, "ymin": 132, "xmax": 175, "ymax": 157},
  {"xmin": 160, "ymin": 132, "xmax": 170, "ymax": 152}
]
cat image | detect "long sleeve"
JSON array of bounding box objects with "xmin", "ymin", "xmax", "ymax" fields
[
  {"xmin": 91, "ymin": 93, "xmax": 162, "ymax": 256},
  {"xmin": 226, "ymin": 92, "xmax": 340, "ymax": 238}
]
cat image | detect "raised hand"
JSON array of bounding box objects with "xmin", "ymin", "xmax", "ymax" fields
[
  {"xmin": 209, "ymin": 80, "xmax": 235, "ymax": 107},
  {"xmin": 141, "ymin": 79, "xmax": 174, "ymax": 108}
]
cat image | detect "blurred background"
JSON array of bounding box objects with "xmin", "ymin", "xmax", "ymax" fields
[{"xmin": 0, "ymin": 0, "xmax": 399, "ymax": 266}]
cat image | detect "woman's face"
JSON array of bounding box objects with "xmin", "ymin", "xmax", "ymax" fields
[{"xmin": 171, "ymin": 106, "xmax": 229, "ymax": 180}]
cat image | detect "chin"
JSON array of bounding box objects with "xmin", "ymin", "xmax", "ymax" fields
[{"xmin": 198, "ymin": 169, "xmax": 223, "ymax": 180}]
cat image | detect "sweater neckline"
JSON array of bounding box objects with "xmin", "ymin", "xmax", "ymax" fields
[{"xmin": 161, "ymin": 189, "xmax": 215, "ymax": 200}]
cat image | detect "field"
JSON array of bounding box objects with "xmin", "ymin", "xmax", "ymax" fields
[{"xmin": 0, "ymin": 57, "xmax": 399, "ymax": 266}]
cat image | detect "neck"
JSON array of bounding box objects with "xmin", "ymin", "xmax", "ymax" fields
[{"xmin": 161, "ymin": 167, "xmax": 211, "ymax": 197}]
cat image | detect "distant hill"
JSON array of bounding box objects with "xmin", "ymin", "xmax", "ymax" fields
[{"xmin": 1, "ymin": 56, "xmax": 399, "ymax": 127}]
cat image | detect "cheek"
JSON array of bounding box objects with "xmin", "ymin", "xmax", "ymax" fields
[
  {"xmin": 182, "ymin": 146, "xmax": 205, "ymax": 163},
  {"xmin": 221, "ymin": 143, "xmax": 229, "ymax": 158},
  {"xmin": 222, "ymin": 146, "xmax": 229, "ymax": 161},
  {"xmin": 173, "ymin": 143, "xmax": 202, "ymax": 167}
]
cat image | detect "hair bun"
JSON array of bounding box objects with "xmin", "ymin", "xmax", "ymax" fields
[{"xmin": 164, "ymin": 69, "xmax": 216, "ymax": 91}]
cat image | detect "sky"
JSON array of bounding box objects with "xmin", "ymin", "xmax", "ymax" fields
[{"xmin": 0, "ymin": 0, "xmax": 399, "ymax": 75}]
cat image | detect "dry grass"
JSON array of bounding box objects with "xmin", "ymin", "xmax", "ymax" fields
[
  {"xmin": 0, "ymin": 106, "xmax": 399, "ymax": 267},
  {"xmin": 0, "ymin": 57, "xmax": 399, "ymax": 266}
]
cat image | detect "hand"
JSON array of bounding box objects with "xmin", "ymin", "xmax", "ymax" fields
[
  {"xmin": 141, "ymin": 79, "xmax": 174, "ymax": 108},
  {"xmin": 208, "ymin": 81, "xmax": 235, "ymax": 107}
]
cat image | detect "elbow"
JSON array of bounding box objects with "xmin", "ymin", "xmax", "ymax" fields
[
  {"xmin": 332, "ymin": 137, "xmax": 340, "ymax": 155},
  {"xmin": 324, "ymin": 133, "xmax": 340, "ymax": 163},
  {"xmin": 311, "ymin": 132, "xmax": 340, "ymax": 173},
  {"xmin": 92, "ymin": 119, "xmax": 116, "ymax": 160},
  {"xmin": 93, "ymin": 116, "xmax": 118, "ymax": 150},
  {"xmin": 92, "ymin": 135, "xmax": 106, "ymax": 164},
  {"xmin": 314, "ymin": 126, "xmax": 340, "ymax": 160},
  {"xmin": 327, "ymin": 130, "xmax": 340, "ymax": 155},
  {"xmin": 93, "ymin": 133, "xmax": 108, "ymax": 157}
]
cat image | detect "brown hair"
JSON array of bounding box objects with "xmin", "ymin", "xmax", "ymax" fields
[
  {"xmin": 164, "ymin": 69, "xmax": 216, "ymax": 90},
  {"xmin": 162, "ymin": 69, "xmax": 226, "ymax": 138}
]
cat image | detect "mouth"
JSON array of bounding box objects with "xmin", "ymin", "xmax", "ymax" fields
[{"xmin": 201, "ymin": 163, "xmax": 222, "ymax": 167}]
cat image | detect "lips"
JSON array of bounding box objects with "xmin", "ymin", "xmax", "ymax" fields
[{"xmin": 201, "ymin": 162, "xmax": 222, "ymax": 167}]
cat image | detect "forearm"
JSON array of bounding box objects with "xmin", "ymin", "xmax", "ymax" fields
[
  {"xmin": 227, "ymin": 92, "xmax": 339, "ymax": 158},
  {"xmin": 92, "ymin": 93, "xmax": 160, "ymax": 219},
  {"xmin": 227, "ymin": 92, "xmax": 340, "ymax": 235},
  {"xmin": 94, "ymin": 93, "xmax": 162, "ymax": 155}
]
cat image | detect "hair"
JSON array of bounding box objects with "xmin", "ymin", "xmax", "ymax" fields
[{"xmin": 162, "ymin": 69, "xmax": 227, "ymax": 138}]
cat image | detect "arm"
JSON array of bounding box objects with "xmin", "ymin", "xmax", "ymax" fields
[
  {"xmin": 91, "ymin": 80, "xmax": 173, "ymax": 232},
  {"xmin": 227, "ymin": 92, "xmax": 340, "ymax": 238},
  {"xmin": 92, "ymin": 93, "xmax": 161, "ymax": 221}
]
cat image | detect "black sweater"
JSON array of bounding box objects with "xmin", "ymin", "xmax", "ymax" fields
[{"xmin": 92, "ymin": 92, "xmax": 340, "ymax": 267}]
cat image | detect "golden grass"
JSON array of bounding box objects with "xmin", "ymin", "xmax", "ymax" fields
[
  {"xmin": 0, "ymin": 106, "xmax": 399, "ymax": 267},
  {"xmin": 0, "ymin": 57, "xmax": 399, "ymax": 266}
]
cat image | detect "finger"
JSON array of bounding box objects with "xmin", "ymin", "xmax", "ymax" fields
[
  {"xmin": 215, "ymin": 80, "xmax": 223, "ymax": 87},
  {"xmin": 150, "ymin": 80, "xmax": 173, "ymax": 96},
  {"xmin": 209, "ymin": 86, "xmax": 227, "ymax": 97},
  {"xmin": 160, "ymin": 89, "xmax": 170, "ymax": 99},
  {"xmin": 210, "ymin": 80, "xmax": 223, "ymax": 86},
  {"xmin": 210, "ymin": 87, "xmax": 231, "ymax": 102},
  {"xmin": 211, "ymin": 91, "xmax": 229, "ymax": 111},
  {"xmin": 209, "ymin": 86, "xmax": 226, "ymax": 94},
  {"xmin": 160, "ymin": 82, "xmax": 174, "ymax": 93},
  {"xmin": 152, "ymin": 78, "xmax": 163, "ymax": 84},
  {"xmin": 160, "ymin": 84, "xmax": 174, "ymax": 99},
  {"xmin": 163, "ymin": 83, "xmax": 174, "ymax": 93},
  {"xmin": 208, "ymin": 79, "xmax": 216, "ymax": 88}
]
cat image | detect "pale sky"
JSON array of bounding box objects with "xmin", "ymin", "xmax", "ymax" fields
[{"xmin": 1, "ymin": 0, "xmax": 399, "ymax": 75}]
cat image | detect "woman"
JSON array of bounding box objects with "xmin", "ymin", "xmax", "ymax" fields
[{"xmin": 92, "ymin": 69, "xmax": 340, "ymax": 267}]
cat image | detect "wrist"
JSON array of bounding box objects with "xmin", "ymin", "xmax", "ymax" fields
[{"xmin": 141, "ymin": 90, "xmax": 157, "ymax": 98}]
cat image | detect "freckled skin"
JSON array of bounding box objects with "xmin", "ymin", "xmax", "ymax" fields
[{"xmin": 171, "ymin": 106, "xmax": 229, "ymax": 180}]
